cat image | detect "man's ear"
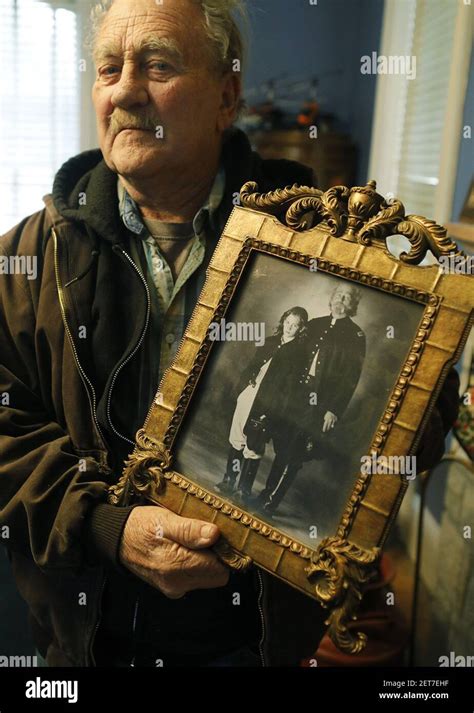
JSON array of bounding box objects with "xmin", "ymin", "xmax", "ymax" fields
[{"xmin": 217, "ymin": 72, "xmax": 242, "ymax": 132}]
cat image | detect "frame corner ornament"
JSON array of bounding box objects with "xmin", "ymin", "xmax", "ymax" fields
[
  {"xmin": 305, "ymin": 536, "xmax": 381, "ymax": 654},
  {"xmin": 240, "ymin": 179, "xmax": 464, "ymax": 265},
  {"xmin": 213, "ymin": 539, "xmax": 253, "ymax": 572},
  {"xmin": 108, "ymin": 429, "xmax": 171, "ymax": 506}
]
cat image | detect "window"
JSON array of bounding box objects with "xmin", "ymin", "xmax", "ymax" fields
[
  {"xmin": 0, "ymin": 0, "xmax": 80, "ymax": 233},
  {"xmin": 368, "ymin": 0, "xmax": 471, "ymax": 226},
  {"xmin": 396, "ymin": 0, "xmax": 457, "ymax": 219}
]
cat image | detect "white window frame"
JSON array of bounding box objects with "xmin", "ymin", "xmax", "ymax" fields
[
  {"xmin": 368, "ymin": 0, "xmax": 472, "ymax": 224},
  {"xmin": 44, "ymin": 0, "xmax": 98, "ymax": 151},
  {"xmin": 76, "ymin": 0, "xmax": 99, "ymax": 151}
]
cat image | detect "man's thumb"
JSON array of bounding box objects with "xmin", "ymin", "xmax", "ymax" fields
[{"xmin": 162, "ymin": 510, "xmax": 220, "ymax": 549}]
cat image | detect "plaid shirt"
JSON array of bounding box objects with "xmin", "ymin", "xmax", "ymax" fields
[{"xmin": 117, "ymin": 169, "xmax": 225, "ymax": 401}]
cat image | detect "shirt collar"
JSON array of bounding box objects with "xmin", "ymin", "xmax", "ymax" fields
[{"xmin": 117, "ymin": 166, "xmax": 226, "ymax": 237}]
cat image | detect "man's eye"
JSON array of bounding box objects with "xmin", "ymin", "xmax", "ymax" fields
[
  {"xmin": 99, "ymin": 66, "xmax": 120, "ymax": 77},
  {"xmin": 149, "ymin": 61, "xmax": 171, "ymax": 72}
]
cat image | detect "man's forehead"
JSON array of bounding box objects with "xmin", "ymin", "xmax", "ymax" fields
[
  {"xmin": 93, "ymin": 0, "xmax": 202, "ymax": 60},
  {"xmin": 94, "ymin": 32, "xmax": 183, "ymax": 62},
  {"xmin": 104, "ymin": 0, "xmax": 195, "ymax": 22},
  {"xmin": 333, "ymin": 285, "xmax": 355, "ymax": 297}
]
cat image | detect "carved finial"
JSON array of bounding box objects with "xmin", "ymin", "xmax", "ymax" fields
[
  {"xmin": 347, "ymin": 183, "xmax": 384, "ymax": 235},
  {"xmin": 237, "ymin": 180, "xmax": 464, "ymax": 265}
]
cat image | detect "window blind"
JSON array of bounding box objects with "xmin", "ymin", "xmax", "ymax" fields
[
  {"xmin": 397, "ymin": 0, "xmax": 458, "ymax": 218},
  {"xmin": 0, "ymin": 0, "xmax": 80, "ymax": 234}
]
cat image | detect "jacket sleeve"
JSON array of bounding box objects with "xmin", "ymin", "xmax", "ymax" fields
[
  {"xmin": 415, "ymin": 366, "xmax": 460, "ymax": 472},
  {"xmin": 331, "ymin": 330, "xmax": 366, "ymax": 419},
  {"xmin": 0, "ymin": 214, "xmax": 135, "ymax": 572}
]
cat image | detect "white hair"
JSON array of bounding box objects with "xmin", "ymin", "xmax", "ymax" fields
[
  {"xmin": 88, "ymin": 0, "xmax": 248, "ymax": 76},
  {"xmin": 329, "ymin": 283, "xmax": 362, "ymax": 317}
]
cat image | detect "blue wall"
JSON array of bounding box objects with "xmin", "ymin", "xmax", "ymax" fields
[{"xmin": 243, "ymin": 0, "xmax": 385, "ymax": 183}]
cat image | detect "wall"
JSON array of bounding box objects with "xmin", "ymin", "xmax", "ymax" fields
[
  {"xmin": 243, "ymin": 0, "xmax": 384, "ymax": 183},
  {"xmin": 451, "ymin": 49, "xmax": 474, "ymax": 222}
]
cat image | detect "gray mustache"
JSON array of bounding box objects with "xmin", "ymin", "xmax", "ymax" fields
[{"xmin": 109, "ymin": 113, "xmax": 160, "ymax": 133}]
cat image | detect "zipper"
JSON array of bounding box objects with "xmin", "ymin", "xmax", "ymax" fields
[
  {"xmin": 256, "ymin": 568, "xmax": 267, "ymax": 667},
  {"xmin": 106, "ymin": 248, "xmax": 151, "ymax": 446},
  {"xmin": 89, "ymin": 573, "xmax": 107, "ymax": 666},
  {"xmin": 52, "ymin": 227, "xmax": 108, "ymax": 455},
  {"xmin": 53, "ymin": 227, "xmax": 110, "ymax": 667},
  {"xmin": 129, "ymin": 597, "xmax": 140, "ymax": 667}
]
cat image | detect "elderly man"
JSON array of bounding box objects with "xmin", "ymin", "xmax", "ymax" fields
[
  {"xmin": 256, "ymin": 284, "xmax": 366, "ymax": 516},
  {"xmin": 0, "ymin": 0, "xmax": 460, "ymax": 667}
]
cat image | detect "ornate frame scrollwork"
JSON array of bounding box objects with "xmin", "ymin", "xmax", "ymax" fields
[
  {"xmin": 306, "ymin": 537, "xmax": 381, "ymax": 654},
  {"xmin": 240, "ymin": 179, "xmax": 464, "ymax": 264},
  {"xmin": 108, "ymin": 430, "xmax": 171, "ymax": 506},
  {"xmin": 108, "ymin": 180, "xmax": 473, "ymax": 654}
]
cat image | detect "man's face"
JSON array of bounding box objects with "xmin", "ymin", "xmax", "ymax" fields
[
  {"xmin": 330, "ymin": 285, "xmax": 356, "ymax": 319},
  {"xmin": 92, "ymin": 0, "xmax": 239, "ymax": 179}
]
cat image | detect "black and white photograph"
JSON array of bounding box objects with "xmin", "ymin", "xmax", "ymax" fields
[{"xmin": 175, "ymin": 251, "xmax": 424, "ymax": 546}]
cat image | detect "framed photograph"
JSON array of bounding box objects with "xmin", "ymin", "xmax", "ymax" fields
[{"xmin": 109, "ymin": 180, "xmax": 473, "ymax": 652}]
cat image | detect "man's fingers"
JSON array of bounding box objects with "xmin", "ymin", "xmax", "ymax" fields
[
  {"xmin": 148, "ymin": 545, "xmax": 230, "ymax": 597},
  {"xmin": 164, "ymin": 549, "xmax": 230, "ymax": 592},
  {"xmin": 155, "ymin": 508, "xmax": 221, "ymax": 550},
  {"xmin": 161, "ymin": 589, "xmax": 187, "ymax": 600},
  {"xmin": 121, "ymin": 507, "xmax": 229, "ymax": 599}
]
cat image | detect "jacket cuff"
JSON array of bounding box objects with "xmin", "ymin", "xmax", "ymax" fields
[{"xmin": 84, "ymin": 503, "xmax": 137, "ymax": 570}]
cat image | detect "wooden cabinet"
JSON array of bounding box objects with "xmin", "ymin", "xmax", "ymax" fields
[{"xmin": 249, "ymin": 129, "xmax": 357, "ymax": 191}]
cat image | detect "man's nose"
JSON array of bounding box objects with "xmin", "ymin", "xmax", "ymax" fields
[{"xmin": 111, "ymin": 64, "xmax": 148, "ymax": 110}]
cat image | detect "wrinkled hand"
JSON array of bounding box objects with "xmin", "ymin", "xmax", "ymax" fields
[
  {"xmin": 120, "ymin": 506, "xmax": 229, "ymax": 599},
  {"xmin": 322, "ymin": 410, "xmax": 337, "ymax": 432}
]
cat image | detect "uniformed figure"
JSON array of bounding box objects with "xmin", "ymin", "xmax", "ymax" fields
[
  {"xmin": 257, "ymin": 283, "xmax": 366, "ymax": 516},
  {"xmin": 215, "ymin": 307, "xmax": 308, "ymax": 500}
]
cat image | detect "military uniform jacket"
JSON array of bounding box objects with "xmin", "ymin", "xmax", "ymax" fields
[{"xmin": 297, "ymin": 314, "xmax": 366, "ymax": 421}]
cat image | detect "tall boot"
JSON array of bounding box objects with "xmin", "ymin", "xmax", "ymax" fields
[
  {"xmin": 214, "ymin": 446, "xmax": 243, "ymax": 494},
  {"xmin": 263, "ymin": 462, "xmax": 301, "ymax": 515},
  {"xmin": 255, "ymin": 451, "xmax": 286, "ymax": 505},
  {"xmin": 236, "ymin": 458, "xmax": 261, "ymax": 500}
]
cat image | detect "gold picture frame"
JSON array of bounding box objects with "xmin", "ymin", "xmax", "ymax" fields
[{"xmin": 108, "ymin": 180, "xmax": 473, "ymax": 654}]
